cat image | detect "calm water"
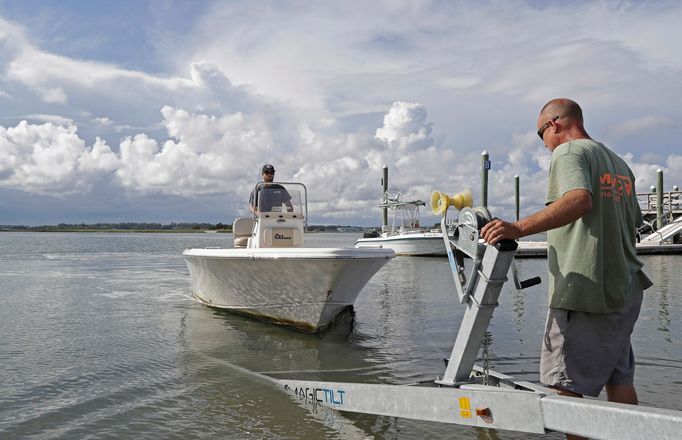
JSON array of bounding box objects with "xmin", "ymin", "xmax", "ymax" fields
[{"xmin": 1, "ymin": 232, "xmax": 680, "ymax": 439}]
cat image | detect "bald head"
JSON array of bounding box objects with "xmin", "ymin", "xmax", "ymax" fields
[
  {"xmin": 540, "ymin": 98, "xmax": 583, "ymax": 123},
  {"xmin": 537, "ymin": 98, "xmax": 590, "ymax": 149}
]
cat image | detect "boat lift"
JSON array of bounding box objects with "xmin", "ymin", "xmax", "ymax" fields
[{"xmin": 277, "ymin": 190, "xmax": 682, "ymax": 438}]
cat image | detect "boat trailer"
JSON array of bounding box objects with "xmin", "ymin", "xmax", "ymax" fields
[{"xmin": 277, "ymin": 197, "xmax": 682, "ymax": 438}]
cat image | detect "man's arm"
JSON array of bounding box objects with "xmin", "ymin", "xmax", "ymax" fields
[
  {"xmin": 480, "ymin": 189, "xmax": 592, "ymax": 245},
  {"xmin": 249, "ymin": 189, "xmax": 258, "ymax": 214},
  {"xmin": 284, "ymin": 199, "xmax": 293, "ymax": 212},
  {"xmin": 282, "ymin": 189, "xmax": 294, "ymax": 212}
]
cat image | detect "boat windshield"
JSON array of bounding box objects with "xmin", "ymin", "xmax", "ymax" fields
[{"xmin": 254, "ymin": 182, "xmax": 305, "ymax": 215}]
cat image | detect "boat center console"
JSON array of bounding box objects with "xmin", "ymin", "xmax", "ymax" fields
[{"xmin": 249, "ymin": 182, "xmax": 307, "ymax": 248}]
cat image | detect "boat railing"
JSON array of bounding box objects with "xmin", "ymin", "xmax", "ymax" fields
[
  {"xmin": 638, "ymin": 211, "xmax": 667, "ymax": 236},
  {"xmin": 637, "ymin": 190, "xmax": 681, "ymax": 217},
  {"xmin": 375, "ymin": 188, "xmax": 430, "ymax": 233}
]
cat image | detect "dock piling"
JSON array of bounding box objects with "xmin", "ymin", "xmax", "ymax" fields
[
  {"xmin": 515, "ymin": 175, "xmax": 520, "ymax": 221},
  {"xmin": 382, "ymin": 165, "xmax": 388, "ymax": 228},
  {"xmin": 657, "ymin": 169, "xmax": 664, "ymax": 229},
  {"xmin": 481, "ymin": 151, "xmax": 489, "ymax": 208}
]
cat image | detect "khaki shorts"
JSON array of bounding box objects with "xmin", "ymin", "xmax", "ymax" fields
[{"xmin": 540, "ymin": 288, "xmax": 643, "ymax": 397}]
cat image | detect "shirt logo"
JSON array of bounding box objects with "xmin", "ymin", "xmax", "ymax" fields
[{"xmin": 600, "ymin": 172, "xmax": 632, "ymax": 202}]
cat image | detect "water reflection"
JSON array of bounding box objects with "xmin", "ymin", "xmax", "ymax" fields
[
  {"xmin": 512, "ymin": 283, "xmax": 526, "ymax": 332},
  {"xmin": 639, "ymin": 255, "xmax": 679, "ymax": 345},
  {"xmin": 178, "ymin": 303, "xmax": 386, "ymax": 438},
  {"xmin": 657, "ymin": 290, "xmax": 672, "ymax": 343}
]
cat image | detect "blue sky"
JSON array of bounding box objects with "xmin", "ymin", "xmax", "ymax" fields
[{"xmin": 0, "ymin": 0, "xmax": 680, "ymax": 225}]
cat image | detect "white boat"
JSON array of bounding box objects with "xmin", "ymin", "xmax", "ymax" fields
[
  {"xmin": 355, "ymin": 229, "xmax": 446, "ymax": 256},
  {"xmin": 355, "ymin": 190, "xmax": 446, "ymax": 256},
  {"xmin": 183, "ymin": 182, "xmax": 394, "ymax": 332}
]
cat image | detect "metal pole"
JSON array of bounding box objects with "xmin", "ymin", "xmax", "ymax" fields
[
  {"xmin": 515, "ymin": 175, "xmax": 520, "ymax": 221},
  {"xmin": 657, "ymin": 169, "xmax": 664, "ymax": 229},
  {"xmin": 674, "ymin": 185, "xmax": 680, "ymax": 223},
  {"xmin": 481, "ymin": 151, "xmax": 489, "ymax": 208},
  {"xmin": 382, "ymin": 165, "xmax": 389, "ymax": 228}
]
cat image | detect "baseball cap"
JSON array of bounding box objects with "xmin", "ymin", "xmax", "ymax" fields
[{"xmin": 262, "ymin": 164, "xmax": 275, "ymax": 173}]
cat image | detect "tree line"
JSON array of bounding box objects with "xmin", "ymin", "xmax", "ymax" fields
[
  {"xmin": 0, "ymin": 222, "xmax": 232, "ymax": 232},
  {"xmin": 0, "ymin": 223, "xmax": 369, "ymax": 232}
]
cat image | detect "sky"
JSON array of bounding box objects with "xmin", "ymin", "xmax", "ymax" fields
[{"xmin": 0, "ymin": 0, "xmax": 680, "ymax": 226}]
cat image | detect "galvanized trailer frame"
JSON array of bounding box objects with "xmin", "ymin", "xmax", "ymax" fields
[{"xmin": 277, "ymin": 206, "xmax": 682, "ymax": 439}]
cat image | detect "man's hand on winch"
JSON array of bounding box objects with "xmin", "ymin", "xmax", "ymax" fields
[
  {"xmin": 480, "ymin": 189, "xmax": 592, "ymax": 245},
  {"xmin": 480, "ymin": 219, "xmax": 523, "ymax": 245}
]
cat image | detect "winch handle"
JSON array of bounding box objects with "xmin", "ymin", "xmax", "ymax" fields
[
  {"xmin": 519, "ymin": 276, "xmax": 542, "ymax": 289},
  {"xmin": 510, "ymin": 254, "xmax": 542, "ymax": 290},
  {"xmin": 493, "ymin": 239, "xmax": 518, "ymax": 252}
]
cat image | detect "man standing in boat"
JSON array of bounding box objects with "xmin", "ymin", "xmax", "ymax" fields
[
  {"xmin": 249, "ymin": 164, "xmax": 293, "ymax": 214},
  {"xmin": 481, "ymin": 98, "xmax": 652, "ymax": 439}
]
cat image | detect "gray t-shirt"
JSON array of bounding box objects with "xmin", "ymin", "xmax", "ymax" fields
[
  {"xmin": 546, "ymin": 139, "xmax": 652, "ymax": 313},
  {"xmin": 249, "ymin": 184, "xmax": 291, "ymax": 212}
]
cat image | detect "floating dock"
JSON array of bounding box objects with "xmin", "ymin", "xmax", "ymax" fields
[{"xmin": 516, "ymin": 240, "xmax": 682, "ymax": 258}]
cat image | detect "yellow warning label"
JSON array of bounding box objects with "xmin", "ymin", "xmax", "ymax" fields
[{"xmin": 459, "ymin": 397, "xmax": 472, "ymax": 418}]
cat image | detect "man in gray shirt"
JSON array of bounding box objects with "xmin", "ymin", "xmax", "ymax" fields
[
  {"xmin": 481, "ymin": 98, "xmax": 651, "ymax": 440},
  {"xmin": 249, "ymin": 164, "xmax": 292, "ymax": 214}
]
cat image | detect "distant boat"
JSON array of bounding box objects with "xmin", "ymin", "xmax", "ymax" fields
[
  {"xmin": 336, "ymin": 226, "xmax": 362, "ymax": 232},
  {"xmin": 183, "ymin": 182, "xmax": 394, "ymax": 332},
  {"xmin": 354, "ymin": 190, "xmax": 447, "ymax": 256}
]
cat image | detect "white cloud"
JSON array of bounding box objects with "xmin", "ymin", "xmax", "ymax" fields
[
  {"xmin": 0, "ymin": 19, "xmax": 197, "ymax": 128},
  {"xmin": 606, "ymin": 115, "xmax": 677, "ymax": 138},
  {"xmin": 0, "ymin": 99, "xmax": 679, "ymax": 222},
  {"xmin": 113, "ymin": 105, "xmax": 276, "ymax": 196},
  {"xmin": 37, "ymin": 86, "xmax": 67, "ymax": 103},
  {"xmin": 78, "ymin": 137, "xmax": 119, "ymax": 174},
  {"xmin": 624, "ymin": 153, "xmax": 682, "ymax": 193},
  {"xmin": 0, "ymin": 121, "xmax": 115, "ymax": 194},
  {"xmin": 375, "ymin": 101, "xmax": 433, "ymax": 152},
  {"xmin": 24, "ymin": 114, "xmax": 74, "ymax": 125},
  {"xmin": 7, "ymin": 48, "xmax": 192, "ymax": 95},
  {"xmin": 184, "ymin": 1, "xmax": 682, "ymax": 115},
  {"xmin": 93, "ymin": 116, "xmax": 113, "ymax": 126},
  {"xmin": 189, "ymin": 61, "xmax": 231, "ymax": 89}
]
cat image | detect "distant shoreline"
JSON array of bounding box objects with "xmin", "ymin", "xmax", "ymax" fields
[
  {"xmin": 0, "ymin": 222, "xmax": 232, "ymax": 233},
  {"xmin": 0, "ymin": 228, "xmax": 230, "ymax": 233},
  {"xmin": 0, "ymin": 223, "xmax": 372, "ymax": 233}
]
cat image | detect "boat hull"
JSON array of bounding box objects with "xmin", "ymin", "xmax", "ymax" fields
[
  {"xmin": 355, "ymin": 233, "xmax": 446, "ymax": 256},
  {"xmin": 183, "ymin": 248, "xmax": 394, "ymax": 332}
]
